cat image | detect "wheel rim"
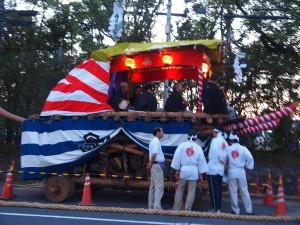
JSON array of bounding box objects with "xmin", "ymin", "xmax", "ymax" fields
[{"xmin": 44, "ymin": 176, "xmax": 72, "ymax": 203}]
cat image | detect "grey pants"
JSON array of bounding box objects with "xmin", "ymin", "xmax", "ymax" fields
[
  {"xmin": 173, "ymin": 179, "xmax": 197, "ymax": 211},
  {"xmin": 228, "ymin": 178, "xmax": 253, "ymax": 214},
  {"xmin": 148, "ymin": 164, "xmax": 164, "ymax": 210}
]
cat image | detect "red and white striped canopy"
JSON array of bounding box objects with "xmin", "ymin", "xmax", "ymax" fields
[{"xmin": 41, "ymin": 58, "xmax": 112, "ymax": 116}]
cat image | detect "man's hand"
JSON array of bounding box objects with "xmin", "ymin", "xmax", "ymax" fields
[
  {"xmin": 175, "ymin": 171, "xmax": 180, "ymax": 180},
  {"xmin": 146, "ymin": 162, "xmax": 151, "ymax": 171},
  {"xmin": 183, "ymin": 100, "xmax": 189, "ymax": 107},
  {"xmin": 198, "ymin": 174, "xmax": 203, "ymax": 182},
  {"xmin": 222, "ymin": 161, "xmax": 228, "ymax": 169}
]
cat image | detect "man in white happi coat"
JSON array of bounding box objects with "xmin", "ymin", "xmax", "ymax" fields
[
  {"xmin": 171, "ymin": 130, "xmax": 209, "ymax": 211},
  {"xmin": 227, "ymin": 132, "xmax": 254, "ymax": 215},
  {"xmin": 147, "ymin": 127, "xmax": 165, "ymax": 210},
  {"xmin": 207, "ymin": 126, "xmax": 228, "ymax": 213}
]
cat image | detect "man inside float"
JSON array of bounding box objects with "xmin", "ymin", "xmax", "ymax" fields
[
  {"xmin": 134, "ymin": 84, "xmax": 157, "ymax": 112},
  {"xmin": 111, "ymin": 81, "xmax": 135, "ymax": 112},
  {"xmin": 164, "ymin": 82, "xmax": 190, "ymax": 112},
  {"xmin": 202, "ymin": 74, "xmax": 238, "ymax": 121},
  {"xmin": 220, "ymin": 85, "xmax": 239, "ymax": 120},
  {"xmin": 202, "ymin": 74, "xmax": 228, "ymax": 115},
  {"xmin": 130, "ymin": 85, "xmax": 142, "ymax": 106}
]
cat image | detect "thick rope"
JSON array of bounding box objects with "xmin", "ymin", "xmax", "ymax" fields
[{"xmin": 0, "ymin": 200, "xmax": 299, "ymax": 222}]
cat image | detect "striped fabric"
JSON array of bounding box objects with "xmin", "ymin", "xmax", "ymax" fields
[
  {"xmin": 21, "ymin": 118, "xmax": 120, "ymax": 179},
  {"xmin": 197, "ymin": 69, "xmax": 203, "ymax": 112},
  {"xmin": 228, "ymin": 102, "xmax": 297, "ymax": 131},
  {"xmin": 41, "ymin": 58, "xmax": 112, "ymax": 116},
  {"xmin": 20, "ymin": 118, "xmax": 211, "ymax": 179}
]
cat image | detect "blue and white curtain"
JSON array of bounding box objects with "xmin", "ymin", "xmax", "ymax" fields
[{"xmin": 21, "ymin": 117, "xmax": 210, "ymax": 179}]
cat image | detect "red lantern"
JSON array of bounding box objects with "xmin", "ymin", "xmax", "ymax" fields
[
  {"xmin": 162, "ymin": 54, "xmax": 173, "ymax": 66},
  {"xmin": 124, "ymin": 57, "xmax": 136, "ymax": 69},
  {"xmin": 202, "ymin": 63, "xmax": 209, "ymax": 73}
]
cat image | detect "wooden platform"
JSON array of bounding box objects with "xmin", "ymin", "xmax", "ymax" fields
[
  {"xmin": 29, "ymin": 111, "xmax": 228, "ymax": 123},
  {"xmin": 27, "ymin": 111, "xmax": 244, "ymax": 136}
]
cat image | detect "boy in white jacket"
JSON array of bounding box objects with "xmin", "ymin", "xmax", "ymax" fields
[{"xmin": 227, "ymin": 132, "xmax": 254, "ymax": 215}]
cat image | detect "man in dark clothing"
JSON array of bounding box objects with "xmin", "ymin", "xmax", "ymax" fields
[
  {"xmin": 164, "ymin": 83, "xmax": 189, "ymax": 112},
  {"xmin": 202, "ymin": 74, "xmax": 228, "ymax": 115},
  {"xmin": 111, "ymin": 82, "xmax": 133, "ymax": 112},
  {"xmin": 130, "ymin": 86, "xmax": 142, "ymax": 106},
  {"xmin": 134, "ymin": 84, "xmax": 157, "ymax": 111}
]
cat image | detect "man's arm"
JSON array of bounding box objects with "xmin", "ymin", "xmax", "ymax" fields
[
  {"xmin": 244, "ymin": 147, "xmax": 254, "ymax": 170},
  {"xmin": 175, "ymin": 170, "xmax": 180, "ymax": 180},
  {"xmin": 176, "ymin": 93, "xmax": 187, "ymax": 111},
  {"xmin": 215, "ymin": 88, "xmax": 228, "ymax": 114},
  {"xmin": 147, "ymin": 153, "xmax": 157, "ymax": 170},
  {"xmin": 198, "ymin": 174, "xmax": 203, "ymax": 182},
  {"xmin": 111, "ymin": 91, "xmax": 123, "ymax": 111}
]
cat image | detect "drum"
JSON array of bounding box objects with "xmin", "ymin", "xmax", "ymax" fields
[{"xmin": 118, "ymin": 99, "xmax": 128, "ymax": 110}]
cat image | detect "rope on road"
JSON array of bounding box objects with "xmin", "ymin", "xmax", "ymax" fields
[{"xmin": 0, "ymin": 200, "xmax": 299, "ymax": 222}]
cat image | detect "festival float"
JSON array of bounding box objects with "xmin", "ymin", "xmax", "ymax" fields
[{"xmin": 0, "ymin": 39, "xmax": 297, "ymax": 208}]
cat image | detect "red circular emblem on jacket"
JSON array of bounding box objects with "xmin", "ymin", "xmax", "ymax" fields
[
  {"xmin": 186, "ymin": 147, "xmax": 194, "ymax": 156},
  {"xmin": 231, "ymin": 149, "xmax": 239, "ymax": 159},
  {"xmin": 222, "ymin": 142, "xmax": 226, "ymax": 151}
]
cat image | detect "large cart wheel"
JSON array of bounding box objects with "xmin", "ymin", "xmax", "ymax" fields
[
  {"xmin": 44, "ymin": 176, "xmax": 75, "ymax": 203},
  {"xmin": 192, "ymin": 184, "xmax": 203, "ymax": 210}
]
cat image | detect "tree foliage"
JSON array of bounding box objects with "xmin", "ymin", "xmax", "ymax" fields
[
  {"xmin": 0, "ymin": 0, "xmax": 164, "ymax": 142},
  {"xmin": 176, "ymin": 0, "xmax": 300, "ymax": 149}
]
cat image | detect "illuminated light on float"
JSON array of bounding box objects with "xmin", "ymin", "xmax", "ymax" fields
[
  {"xmin": 202, "ymin": 63, "xmax": 209, "ymax": 73},
  {"xmin": 162, "ymin": 54, "xmax": 173, "ymax": 66},
  {"xmin": 124, "ymin": 57, "xmax": 136, "ymax": 69}
]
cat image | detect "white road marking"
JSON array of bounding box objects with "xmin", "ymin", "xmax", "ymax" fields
[{"xmin": 0, "ymin": 212, "xmax": 209, "ymax": 225}]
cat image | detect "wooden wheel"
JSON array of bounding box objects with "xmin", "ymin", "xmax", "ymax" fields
[{"xmin": 44, "ymin": 176, "xmax": 75, "ymax": 203}]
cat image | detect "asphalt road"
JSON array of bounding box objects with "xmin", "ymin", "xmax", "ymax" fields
[{"xmin": 0, "ymin": 183, "xmax": 299, "ymax": 225}]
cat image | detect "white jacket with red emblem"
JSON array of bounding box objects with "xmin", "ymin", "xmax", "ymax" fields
[
  {"xmin": 171, "ymin": 140, "xmax": 208, "ymax": 180},
  {"xmin": 207, "ymin": 132, "xmax": 228, "ymax": 176},
  {"xmin": 227, "ymin": 143, "xmax": 254, "ymax": 179}
]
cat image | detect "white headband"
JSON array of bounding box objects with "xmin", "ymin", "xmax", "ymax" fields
[
  {"xmin": 229, "ymin": 133, "xmax": 239, "ymax": 142},
  {"xmin": 213, "ymin": 128, "xmax": 221, "ymax": 133},
  {"xmin": 223, "ymin": 132, "xmax": 228, "ymax": 139},
  {"xmin": 188, "ymin": 134, "xmax": 197, "ymax": 139}
]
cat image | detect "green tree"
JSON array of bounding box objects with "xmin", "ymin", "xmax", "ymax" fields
[
  {"xmin": 0, "ymin": 0, "xmax": 80, "ymax": 142},
  {"xmin": 122, "ymin": 0, "xmax": 163, "ymax": 42},
  {"xmin": 177, "ymin": 0, "xmax": 300, "ymax": 114},
  {"xmin": 176, "ymin": 0, "xmax": 300, "ymax": 149},
  {"xmin": 0, "ymin": 0, "xmax": 165, "ymax": 142}
]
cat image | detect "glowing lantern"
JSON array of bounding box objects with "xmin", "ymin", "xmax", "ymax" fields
[
  {"xmin": 125, "ymin": 57, "xmax": 136, "ymax": 69},
  {"xmin": 202, "ymin": 63, "xmax": 210, "ymax": 79},
  {"xmin": 162, "ymin": 54, "xmax": 173, "ymax": 66},
  {"xmin": 202, "ymin": 63, "xmax": 209, "ymax": 73}
]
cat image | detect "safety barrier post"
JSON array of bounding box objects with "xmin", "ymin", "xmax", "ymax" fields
[
  {"xmin": 263, "ymin": 169, "xmax": 274, "ymax": 206},
  {"xmin": 253, "ymin": 173, "xmax": 260, "ymax": 195},
  {"xmin": 275, "ymin": 175, "xmax": 286, "ymax": 216},
  {"xmin": 0, "ymin": 161, "xmax": 16, "ymax": 200},
  {"xmin": 78, "ymin": 173, "xmax": 95, "ymax": 206}
]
